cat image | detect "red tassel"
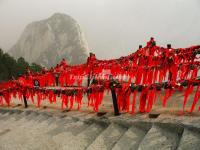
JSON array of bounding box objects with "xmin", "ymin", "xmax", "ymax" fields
[
  {"xmin": 183, "ymin": 85, "xmax": 193, "ymax": 112},
  {"xmin": 18, "ymin": 91, "xmax": 23, "ymax": 101},
  {"xmin": 30, "ymin": 91, "xmax": 34, "ymax": 103},
  {"xmin": 3, "ymin": 92, "xmax": 11, "ymax": 106},
  {"xmin": 146, "ymin": 89, "xmax": 156, "ymax": 112},
  {"xmin": 190, "ymin": 86, "xmax": 199, "ymax": 113},
  {"xmin": 61, "ymin": 94, "xmax": 65, "ymax": 110},
  {"xmin": 135, "ymin": 67, "xmax": 143, "ymax": 84},
  {"xmin": 59, "ymin": 73, "xmax": 65, "ymax": 87},
  {"xmin": 162, "ymin": 89, "xmax": 173, "ymax": 107},
  {"xmin": 25, "ymin": 90, "xmax": 31, "ymax": 100},
  {"xmin": 159, "ymin": 69, "xmax": 164, "ymax": 83},
  {"xmin": 48, "ymin": 91, "xmax": 53, "ymax": 104},
  {"xmin": 77, "ymin": 76, "xmax": 83, "ymax": 86},
  {"xmin": 77, "ymin": 91, "xmax": 83, "ymax": 110},
  {"xmin": 191, "ymin": 68, "xmax": 198, "ymax": 79},
  {"xmin": 142, "ymin": 69, "xmax": 148, "ymax": 85},
  {"xmin": 116, "ymin": 88, "xmax": 123, "ymax": 110},
  {"xmin": 122, "ymin": 89, "xmax": 131, "ymax": 112},
  {"xmin": 69, "ymin": 96, "xmax": 74, "ymax": 110},
  {"xmin": 61, "ymin": 94, "xmax": 69, "ymax": 110},
  {"xmin": 139, "ymin": 87, "xmax": 148, "ymax": 113},
  {"xmin": 153, "ymin": 68, "xmax": 158, "ymax": 83},
  {"xmin": 131, "ymin": 90, "xmax": 137, "ymax": 114},
  {"xmin": 147, "ymin": 69, "xmax": 154, "ymax": 85},
  {"xmin": 12, "ymin": 90, "xmax": 17, "ymax": 98},
  {"xmin": 94, "ymin": 93, "xmax": 99, "ymax": 112},
  {"xmin": 37, "ymin": 92, "xmax": 42, "ymax": 107},
  {"xmin": 53, "ymin": 93, "xmax": 57, "ymax": 102},
  {"xmin": 171, "ymin": 65, "xmax": 178, "ymax": 82},
  {"xmin": 0, "ymin": 96, "xmax": 3, "ymax": 105}
]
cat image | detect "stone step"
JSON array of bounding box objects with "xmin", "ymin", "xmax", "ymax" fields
[
  {"xmin": 0, "ymin": 124, "xmax": 58, "ymax": 150},
  {"xmin": 86, "ymin": 123, "xmax": 127, "ymax": 150},
  {"xmin": 62, "ymin": 111, "xmax": 97, "ymax": 123},
  {"xmin": 0, "ymin": 111, "xmax": 17, "ymax": 121},
  {"xmin": 51, "ymin": 121, "xmax": 91, "ymax": 148},
  {"xmin": 0, "ymin": 111, "xmax": 72, "ymax": 150},
  {"xmin": 0, "ymin": 110, "xmax": 25, "ymax": 127},
  {"xmin": 0, "ymin": 109, "xmax": 92, "ymax": 124},
  {"xmin": 3, "ymin": 109, "xmax": 200, "ymax": 150},
  {"xmin": 65, "ymin": 121, "xmax": 109, "ymax": 150},
  {"xmin": 16, "ymin": 112, "xmax": 45, "ymax": 128},
  {"xmin": 0, "ymin": 109, "xmax": 10, "ymax": 115},
  {"xmin": 30, "ymin": 114, "xmax": 78, "ymax": 133},
  {"xmin": 177, "ymin": 128, "xmax": 200, "ymax": 150},
  {"xmin": 30, "ymin": 113, "xmax": 51, "ymax": 123},
  {"xmin": 18, "ymin": 115, "xmax": 69, "ymax": 136},
  {"xmin": 0, "ymin": 111, "xmax": 56, "ymax": 132},
  {"xmin": 0, "ymin": 113, "xmax": 12, "ymax": 122},
  {"xmin": 112, "ymin": 122, "xmax": 152, "ymax": 150},
  {"xmin": 54, "ymin": 114, "xmax": 78, "ymax": 126},
  {"xmin": 50, "ymin": 120, "xmax": 90, "ymax": 137},
  {"xmin": 9, "ymin": 110, "xmax": 34, "ymax": 123},
  {"xmin": 138, "ymin": 123, "xmax": 183, "ymax": 150},
  {"xmin": 0, "ymin": 110, "xmax": 77, "ymax": 127},
  {"xmin": 0, "ymin": 110, "xmax": 38, "ymax": 127}
]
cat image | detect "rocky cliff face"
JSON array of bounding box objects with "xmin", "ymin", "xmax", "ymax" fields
[{"xmin": 9, "ymin": 13, "xmax": 89, "ymax": 67}]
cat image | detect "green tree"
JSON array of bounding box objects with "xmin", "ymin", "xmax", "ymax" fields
[
  {"xmin": 1, "ymin": 53, "xmax": 17, "ymax": 80},
  {"xmin": 30, "ymin": 63, "xmax": 42, "ymax": 72},
  {"xmin": 16, "ymin": 57, "xmax": 30, "ymax": 75},
  {"xmin": 0, "ymin": 48, "xmax": 42, "ymax": 81}
]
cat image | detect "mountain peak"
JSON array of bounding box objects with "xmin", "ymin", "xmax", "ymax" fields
[
  {"xmin": 50, "ymin": 13, "xmax": 69, "ymax": 18},
  {"xmin": 9, "ymin": 13, "xmax": 89, "ymax": 68}
]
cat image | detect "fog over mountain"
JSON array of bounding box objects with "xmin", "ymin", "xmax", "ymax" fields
[
  {"xmin": 0, "ymin": 0, "xmax": 200, "ymax": 59},
  {"xmin": 9, "ymin": 13, "xmax": 89, "ymax": 67}
]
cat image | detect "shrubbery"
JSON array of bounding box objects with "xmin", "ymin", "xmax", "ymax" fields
[{"xmin": 0, "ymin": 48, "xmax": 42, "ymax": 81}]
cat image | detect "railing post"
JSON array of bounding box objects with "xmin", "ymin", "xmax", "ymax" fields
[
  {"xmin": 109, "ymin": 75, "xmax": 120, "ymax": 116},
  {"xmin": 167, "ymin": 44, "xmax": 173, "ymax": 81},
  {"xmin": 167, "ymin": 44, "xmax": 171, "ymax": 49},
  {"xmin": 87, "ymin": 52, "xmax": 95, "ymax": 87},
  {"xmin": 23, "ymin": 92, "xmax": 28, "ymax": 108},
  {"xmin": 54, "ymin": 73, "xmax": 60, "ymax": 86}
]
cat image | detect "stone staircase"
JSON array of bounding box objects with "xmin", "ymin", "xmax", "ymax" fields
[{"xmin": 0, "ymin": 108, "xmax": 200, "ymax": 150}]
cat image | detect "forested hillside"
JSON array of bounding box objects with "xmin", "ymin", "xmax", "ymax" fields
[{"xmin": 0, "ymin": 48, "xmax": 42, "ymax": 81}]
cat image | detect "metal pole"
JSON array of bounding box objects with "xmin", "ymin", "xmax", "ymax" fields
[
  {"xmin": 167, "ymin": 44, "xmax": 173, "ymax": 81},
  {"xmin": 23, "ymin": 94, "xmax": 28, "ymax": 108},
  {"xmin": 109, "ymin": 76, "xmax": 120, "ymax": 116},
  {"xmin": 54, "ymin": 73, "xmax": 59, "ymax": 86},
  {"xmin": 110, "ymin": 86, "xmax": 120, "ymax": 116}
]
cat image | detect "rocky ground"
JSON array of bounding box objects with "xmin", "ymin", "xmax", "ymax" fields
[{"xmin": 0, "ymin": 90, "xmax": 200, "ymax": 150}]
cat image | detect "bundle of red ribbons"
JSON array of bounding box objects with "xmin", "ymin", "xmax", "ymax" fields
[{"xmin": 0, "ymin": 38, "xmax": 199, "ymax": 113}]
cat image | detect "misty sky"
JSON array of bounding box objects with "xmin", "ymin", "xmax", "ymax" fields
[{"xmin": 0, "ymin": 0, "xmax": 200, "ymax": 59}]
